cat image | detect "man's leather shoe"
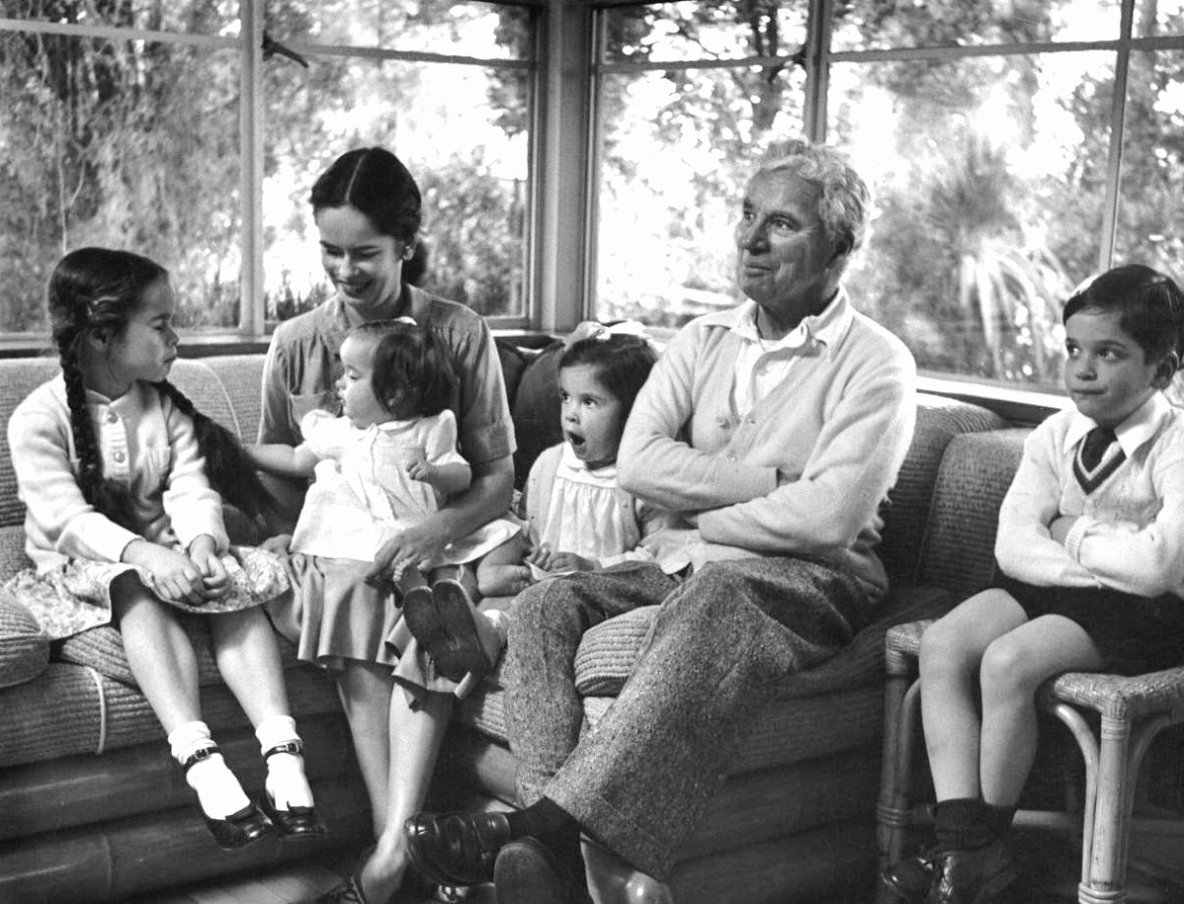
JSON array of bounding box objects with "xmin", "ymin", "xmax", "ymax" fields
[
  {"xmin": 880, "ymin": 846, "xmax": 938, "ymax": 902},
  {"xmin": 926, "ymin": 839, "xmax": 1017, "ymax": 904},
  {"xmin": 404, "ymin": 810, "xmax": 514, "ymax": 886},
  {"xmin": 494, "ymin": 836, "xmax": 593, "ymax": 904}
]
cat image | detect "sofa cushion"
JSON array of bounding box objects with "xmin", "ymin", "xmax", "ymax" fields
[
  {"xmin": 509, "ymin": 339, "xmax": 565, "ymax": 487},
  {"xmin": 878, "ymin": 394, "xmax": 1005, "ymax": 584},
  {"xmin": 917, "ymin": 428, "xmax": 1028, "ymax": 596},
  {"xmin": 0, "ymin": 588, "xmax": 49, "ymax": 688}
]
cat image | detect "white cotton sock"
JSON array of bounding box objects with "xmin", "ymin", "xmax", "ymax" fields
[
  {"xmin": 255, "ymin": 715, "xmax": 314, "ymax": 809},
  {"xmin": 167, "ymin": 721, "xmax": 251, "ymax": 820}
]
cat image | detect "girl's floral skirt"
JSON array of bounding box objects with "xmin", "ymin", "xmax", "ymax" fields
[{"xmin": 6, "ymin": 546, "xmax": 289, "ymax": 641}]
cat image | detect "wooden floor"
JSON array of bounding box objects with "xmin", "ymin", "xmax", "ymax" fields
[
  {"xmin": 113, "ymin": 823, "xmax": 1184, "ymax": 904},
  {"xmin": 123, "ymin": 849, "xmax": 497, "ymax": 904}
]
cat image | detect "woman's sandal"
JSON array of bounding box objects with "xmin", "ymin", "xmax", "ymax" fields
[
  {"xmin": 181, "ymin": 745, "xmax": 276, "ymax": 851},
  {"xmin": 258, "ymin": 740, "xmax": 328, "ymax": 838}
]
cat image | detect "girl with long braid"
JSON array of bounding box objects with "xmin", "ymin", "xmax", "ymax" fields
[{"xmin": 6, "ymin": 247, "xmax": 325, "ymax": 851}]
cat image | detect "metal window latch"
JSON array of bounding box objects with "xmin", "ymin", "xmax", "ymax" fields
[{"xmin": 262, "ymin": 31, "xmax": 309, "ymax": 69}]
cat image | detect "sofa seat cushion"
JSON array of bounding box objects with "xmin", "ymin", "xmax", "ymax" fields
[
  {"xmin": 0, "ymin": 658, "xmax": 346, "ymax": 770},
  {"xmin": 572, "ymin": 583, "xmax": 952, "ymax": 700},
  {"xmin": 0, "ymin": 588, "xmax": 49, "ymax": 689},
  {"xmin": 53, "ymin": 618, "xmax": 306, "ymax": 689}
]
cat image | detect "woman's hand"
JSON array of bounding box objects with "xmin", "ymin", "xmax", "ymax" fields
[
  {"xmin": 366, "ymin": 519, "xmax": 451, "ymax": 585},
  {"xmin": 188, "ymin": 535, "xmax": 230, "ymax": 601},
  {"xmin": 122, "ymin": 538, "xmax": 207, "ymax": 605},
  {"xmin": 525, "ymin": 544, "xmax": 597, "ymax": 574}
]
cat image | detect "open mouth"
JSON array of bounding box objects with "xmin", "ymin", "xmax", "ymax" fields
[{"xmin": 566, "ymin": 430, "xmax": 587, "ymax": 454}]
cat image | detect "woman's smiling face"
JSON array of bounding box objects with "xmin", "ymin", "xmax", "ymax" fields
[{"xmin": 315, "ymin": 205, "xmax": 407, "ymax": 317}]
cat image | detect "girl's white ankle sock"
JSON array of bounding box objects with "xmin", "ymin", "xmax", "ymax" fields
[
  {"xmin": 167, "ymin": 721, "xmax": 251, "ymax": 819},
  {"xmin": 255, "ymin": 715, "xmax": 314, "ymax": 809}
]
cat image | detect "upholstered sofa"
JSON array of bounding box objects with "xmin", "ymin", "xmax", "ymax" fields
[{"xmin": 0, "ymin": 342, "xmax": 1026, "ymax": 904}]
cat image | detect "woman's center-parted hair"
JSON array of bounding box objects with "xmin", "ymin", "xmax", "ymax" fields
[
  {"xmin": 349, "ymin": 321, "xmax": 458, "ymax": 419},
  {"xmin": 48, "ymin": 246, "xmax": 276, "ymax": 522},
  {"xmin": 558, "ymin": 333, "xmax": 659, "ymax": 420},
  {"xmin": 310, "ymin": 147, "xmax": 422, "ymax": 246},
  {"xmin": 1062, "ymin": 264, "xmax": 1184, "ymax": 363}
]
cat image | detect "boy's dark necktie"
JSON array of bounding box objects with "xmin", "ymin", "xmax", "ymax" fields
[{"xmin": 1074, "ymin": 426, "xmax": 1124, "ymax": 494}]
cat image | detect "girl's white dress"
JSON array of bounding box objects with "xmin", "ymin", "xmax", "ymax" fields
[{"xmin": 267, "ymin": 409, "xmax": 520, "ymax": 674}]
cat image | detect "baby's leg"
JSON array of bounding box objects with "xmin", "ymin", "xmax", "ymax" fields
[
  {"xmin": 918, "ymin": 589, "xmax": 1027, "ymax": 801},
  {"xmin": 978, "ymin": 614, "xmax": 1104, "ymax": 806},
  {"xmin": 474, "ymin": 533, "xmax": 532, "ymax": 598},
  {"xmin": 210, "ymin": 608, "xmax": 318, "ymax": 821}
]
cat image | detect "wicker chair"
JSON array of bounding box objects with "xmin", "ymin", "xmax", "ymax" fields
[{"xmin": 875, "ymin": 619, "xmax": 1184, "ymax": 904}]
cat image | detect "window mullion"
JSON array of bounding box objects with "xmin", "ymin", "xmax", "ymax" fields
[
  {"xmin": 240, "ymin": 0, "xmax": 265, "ymax": 338},
  {"xmin": 1098, "ymin": 0, "xmax": 1135, "ymax": 272},
  {"xmin": 804, "ymin": 0, "xmax": 833, "ymax": 142}
]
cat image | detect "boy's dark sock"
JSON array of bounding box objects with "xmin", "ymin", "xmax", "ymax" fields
[
  {"xmin": 505, "ymin": 798, "xmax": 586, "ymax": 888},
  {"xmin": 985, "ymin": 802, "xmax": 1017, "ymax": 840},
  {"xmin": 934, "ymin": 798, "xmax": 994, "ymax": 852}
]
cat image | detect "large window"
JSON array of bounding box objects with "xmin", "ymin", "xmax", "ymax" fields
[
  {"xmin": 593, "ymin": 0, "xmax": 1184, "ymax": 393},
  {"xmin": 3, "ymin": 0, "xmax": 1182, "ymax": 399},
  {"xmin": 0, "ymin": 0, "xmax": 532, "ymax": 342}
]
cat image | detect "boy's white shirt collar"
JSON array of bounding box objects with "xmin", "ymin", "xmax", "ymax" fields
[
  {"xmin": 1063, "ymin": 391, "xmax": 1173, "ymax": 456},
  {"xmin": 699, "ymin": 287, "xmax": 853, "ymax": 358}
]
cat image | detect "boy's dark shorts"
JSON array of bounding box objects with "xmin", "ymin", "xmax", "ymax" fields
[{"xmin": 996, "ymin": 573, "xmax": 1184, "ymax": 673}]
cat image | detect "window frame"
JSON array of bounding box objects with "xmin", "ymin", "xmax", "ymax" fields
[
  {"xmin": 0, "ymin": 0, "xmax": 541, "ymax": 353},
  {"xmin": 4, "ymin": 0, "xmax": 1184, "ymax": 428},
  {"xmin": 581, "ymin": 0, "xmax": 1184, "ymax": 421}
]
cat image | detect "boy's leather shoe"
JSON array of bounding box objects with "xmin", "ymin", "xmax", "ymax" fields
[
  {"xmin": 880, "ymin": 846, "xmax": 939, "ymax": 902},
  {"xmin": 926, "ymin": 839, "xmax": 1018, "ymax": 904}
]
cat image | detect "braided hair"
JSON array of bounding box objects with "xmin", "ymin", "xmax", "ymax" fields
[{"xmin": 48, "ymin": 247, "xmax": 275, "ymax": 523}]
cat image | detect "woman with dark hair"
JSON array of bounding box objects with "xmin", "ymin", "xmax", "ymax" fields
[{"xmin": 258, "ymin": 148, "xmax": 516, "ymax": 904}]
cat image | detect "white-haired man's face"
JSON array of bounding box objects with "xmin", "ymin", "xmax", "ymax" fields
[{"xmin": 734, "ymin": 169, "xmax": 845, "ymax": 338}]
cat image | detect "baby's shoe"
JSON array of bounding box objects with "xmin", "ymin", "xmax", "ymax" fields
[{"xmin": 427, "ymin": 579, "xmax": 495, "ymax": 684}]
